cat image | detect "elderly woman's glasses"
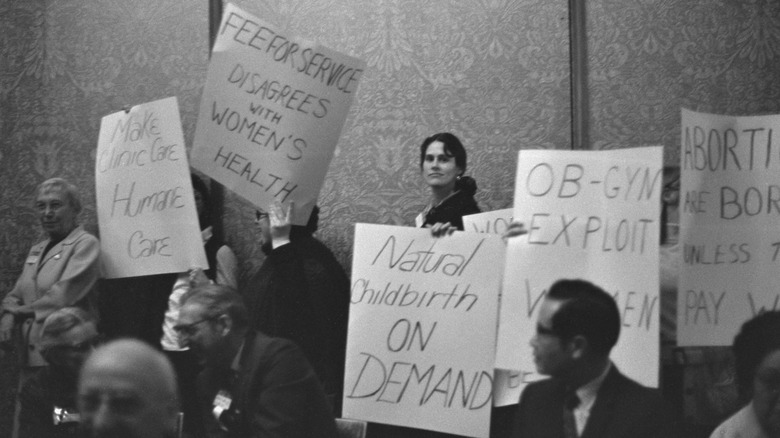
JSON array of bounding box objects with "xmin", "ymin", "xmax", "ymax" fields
[{"xmin": 255, "ymin": 210, "xmax": 269, "ymax": 221}]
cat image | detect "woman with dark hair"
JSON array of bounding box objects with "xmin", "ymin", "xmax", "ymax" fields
[
  {"xmin": 416, "ymin": 132, "xmax": 481, "ymax": 235},
  {"xmin": 710, "ymin": 310, "xmax": 780, "ymax": 438}
]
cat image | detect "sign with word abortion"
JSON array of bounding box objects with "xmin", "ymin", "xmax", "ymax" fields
[
  {"xmin": 463, "ymin": 209, "xmax": 513, "ymax": 235},
  {"xmin": 96, "ymin": 97, "xmax": 207, "ymax": 278},
  {"xmin": 495, "ymin": 147, "xmax": 663, "ymax": 390},
  {"xmin": 678, "ymin": 109, "xmax": 780, "ymax": 346},
  {"xmin": 344, "ymin": 224, "xmax": 504, "ymax": 438},
  {"xmin": 191, "ymin": 3, "xmax": 366, "ymax": 225}
]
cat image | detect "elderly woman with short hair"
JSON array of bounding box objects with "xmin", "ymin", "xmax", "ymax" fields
[
  {"xmin": 1, "ymin": 178, "xmax": 100, "ymax": 365},
  {"xmin": 0, "ymin": 178, "xmax": 100, "ymax": 437}
]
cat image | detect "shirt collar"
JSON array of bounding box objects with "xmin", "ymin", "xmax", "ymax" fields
[
  {"xmin": 230, "ymin": 339, "xmax": 245, "ymax": 372},
  {"xmin": 575, "ymin": 361, "xmax": 612, "ymax": 410}
]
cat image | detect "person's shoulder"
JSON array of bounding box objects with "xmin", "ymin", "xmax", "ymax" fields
[
  {"xmin": 68, "ymin": 226, "xmax": 99, "ymax": 246},
  {"xmin": 606, "ymin": 368, "xmax": 670, "ymax": 416},
  {"xmin": 252, "ymin": 331, "xmax": 305, "ymax": 358},
  {"xmin": 249, "ymin": 332, "xmax": 316, "ymax": 375},
  {"xmin": 292, "ymin": 234, "xmax": 331, "ymax": 253},
  {"xmin": 520, "ymin": 377, "xmax": 559, "ymax": 400},
  {"xmin": 708, "ymin": 404, "xmax": 759, "ymax": 438}
]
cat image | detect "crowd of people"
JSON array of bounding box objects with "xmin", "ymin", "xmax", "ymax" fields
[{"xmin": 0, "ymin": 132, "xmax": 775, "ymax": 438}]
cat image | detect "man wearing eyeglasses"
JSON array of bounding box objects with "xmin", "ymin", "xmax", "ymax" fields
[
  {"xmin": 509, "ymin": 279, "xmax": 680, "ymax": 438},
  {"xmin": 176, "ymin": 283, "xmax": 338, "ymax": 438},
  {"xmin": 17, "ymin": 307, "xmax": 99, "ymax": 438}
]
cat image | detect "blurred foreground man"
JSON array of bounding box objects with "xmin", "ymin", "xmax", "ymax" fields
[
  {"xmin": 512, "ymin": 279, "xmax": 680, "ymax": 438},
  {"xmin": 176, "ymin": 284, "xmax": 338, "ymax": 438},
  {"xmin": 78, "ymin": 339, "xmax": 180, "ymax": 438}
]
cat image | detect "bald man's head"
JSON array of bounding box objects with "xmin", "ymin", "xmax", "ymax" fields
[{"xmin": 78, "ymin": 339, "xmax": 179, "ymax": 438}]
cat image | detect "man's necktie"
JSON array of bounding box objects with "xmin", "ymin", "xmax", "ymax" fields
[{"xmin": 562, "ymin": 390, "xmax": 580, "ymax": 438}]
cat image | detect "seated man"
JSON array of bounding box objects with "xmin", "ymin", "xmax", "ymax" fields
[
  {"xmin": 176, "ymin": 283, "xmax": 338, "ymax": 438},
  {"xmin": 511, "ymin": 279, "xmax": 680, "ymax": 438},
  {"xmin": 18, "ymin": 307, "xmax": 100, "ymax": 438},
  {"xmin": 77, "ymin": 339, "xmax": 180, "ymax": 438}
]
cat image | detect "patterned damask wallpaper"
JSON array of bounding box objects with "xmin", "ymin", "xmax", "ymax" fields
[
  {"xmin": 1, "ymin": 0, "xmax": 778, "ymax": 433},
  {"xmin": 588, "ymin": 0, "xmax": 780, "ymax": 163}
]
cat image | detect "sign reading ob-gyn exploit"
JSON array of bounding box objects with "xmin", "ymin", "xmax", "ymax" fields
[
  {"xmin": 344, "ymin": 224, "xmax": 504, "ymax": 438},
  {"xmin": 678, "ymin": 109, "xmax": 780, "ymax": 346},
  {"xmin": 190, "ymin": 3, "xmax": 366, "ymax": 224},
  {"xmin": 96, "ymin": 97, "xmax": 207, "ymax": 278},
  {"xmin": 495, "ymin": 148, "xmax": 663, "ymax": 390}
]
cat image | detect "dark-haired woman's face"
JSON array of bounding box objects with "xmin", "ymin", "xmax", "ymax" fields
[
  {"xmin": 422, "ymin": 141, "xmax": 461, "ymax": 192},
  {"xmin": 754, "ymin": 349, "xmax": 780, "ymax": 436}
]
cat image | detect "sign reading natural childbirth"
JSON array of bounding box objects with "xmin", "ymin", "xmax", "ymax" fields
[
  {"xmin": 495, "ymin": 148, "xmax": 663, "ymax": 390},
  {"xmin": 678, "ymin": 109, "xmax": 780, "ymax": 346},
  {"xmin": 96, "ymin": 97, "xmax": 207, "ymax": 278},
  {"xmin": 344, "ymin": 224, "xmax": 504, "ymax": 438},
  {"xmin": 191, "ymin": 3, "xmax": 366, "ymax": 224}
]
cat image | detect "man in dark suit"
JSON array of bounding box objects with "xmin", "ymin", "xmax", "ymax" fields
[
  {"xmin": 176, "ymin": 283, "xmax": 338, "ymax": 438},
  {"xmin": 511, "ymin": 279, "xmax": 679, "ymax": 438}
]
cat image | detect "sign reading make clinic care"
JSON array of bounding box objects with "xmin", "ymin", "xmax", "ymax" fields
[
  {"xmin": 344, "ymin": 224, "xmax": 504, "ymax": 438},
  {"xmin": 191, "ymin": 3, "xmax": 365, "ymax": 224},
  {"xmin": 96, "ymin": 97, "xmax": 207, "ymax": 278},
  {"xmin": 678, "ymin": 109, "xmax": 780, "ymax": 346},
  {"xmin": 495, "ymin": 148, "xmax": 663, "ymax": 389}
]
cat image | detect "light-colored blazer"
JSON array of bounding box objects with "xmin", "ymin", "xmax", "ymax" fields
[{"xmin": 2, "ymin": 226, "xmax": 100, "ymax": 367}]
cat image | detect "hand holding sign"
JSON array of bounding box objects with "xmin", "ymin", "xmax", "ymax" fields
[
  {"xmin": 427, "ymin": 221, "xmax": 457, "ymax": 237},
  {"xmin": 269, "ymin": 201, "xmax": 293, "ymax": 247},
  {"xmin": 502, "ymin": 220, "xmax": 528, "ymax": 243}
]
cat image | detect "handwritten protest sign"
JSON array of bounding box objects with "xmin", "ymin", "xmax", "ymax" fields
[
  {"xmin": 96, "ymin": 97, "xmax": 207, "ymax": 278},
  {"xmin": 495, "ymin": 148, "xmax": 663, "ymax": 390},
  {"xmin": 462, "ymin": 209, "xmax": 522, "ymax": 406},
  {"xmin": 678, "ymin": 109, "xmax": 780, "ymax": 346},
  {"xmin": 190, "ymin": 3, "xmax": 366, "ymax": 225},
  {"xmin": 463, "ymin": 209, "xmax": 513, "ymax": 235},
  {"xmin": 344, "ymin": 224, "xmax": 504, "ymax": 438}
]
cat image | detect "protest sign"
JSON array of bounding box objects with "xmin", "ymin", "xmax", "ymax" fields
[
  {"xmin": 495, "ymin": 148, "xmax": 663, "ymax": 390},
  {"xmin": 96, "ymin": 97, "xmax": 207, "ymax": 278},
  {"xmin": 344, "ymin": 224, "xmax": 504, "ymax": 438},
  {"xmin": 462, "ymin": 209, "xmax": 522, "ymax": 406},
  {"xmin": 678, "ymin": 109, "xmax": 780, "ymax": 346},
  {"xmin": 463, "ymin": 209, "xmax": 513, "ymax": 235},
  {"xmin": 191, "ymin": 3, "xmax": 366, "ymax": 224}
]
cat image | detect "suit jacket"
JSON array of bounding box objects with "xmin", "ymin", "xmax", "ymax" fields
[
  {"xmin": 198, "ymin": 330, "xmax": 339, "ymax": 438},
  {"xmin": 511, "ymin": 366, "xmax": 680, "ymax": 438},
  {"xmin": 2, "ymin": 226, "xmax": 100, "ymax": 367},
  {"xmin": 244, "ymin": 236, "xmax": 349, "ymax": 405}
]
